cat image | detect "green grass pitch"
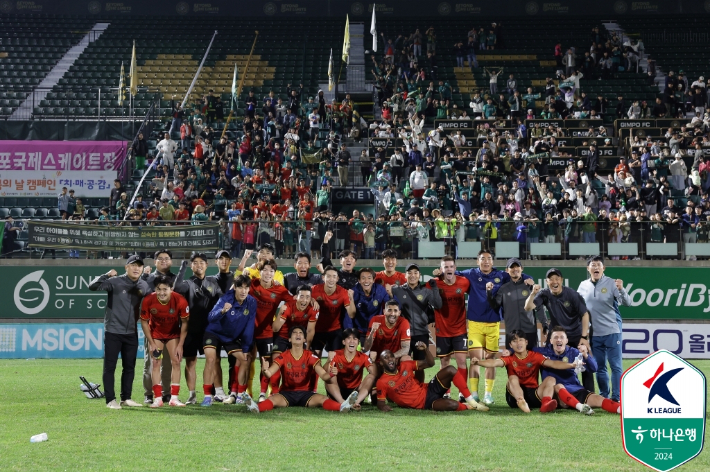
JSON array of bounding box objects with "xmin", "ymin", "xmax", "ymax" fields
[{"xmin": 1, "ymin": 359, "xmax": 708, "ymax": 471}]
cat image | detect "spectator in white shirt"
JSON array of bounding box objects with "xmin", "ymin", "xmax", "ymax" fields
[{"xmin": 156, "ymin": 132, "xmax": 177, "ymax": 169}]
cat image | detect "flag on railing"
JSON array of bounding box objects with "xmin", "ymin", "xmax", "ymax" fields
[
  {"xmin": 328, "ymin": 49, "xmax": 334, "ymax": 91},
  {"xmin": 300, "ymin": 148, "xmax": 323, "ymax": 165},
  {"xmin": 129, "ymin": 40, "xmax": 138, "ymax": 97},
  {"xmin": 342, "ymin": 14, "xmax": 350, "ymax": 64},
  {"xmin": 370, "ymin": 5, "xmax": 377, "ymax": 52},
  {"xmin": 231, "ymin": 63, "xmax": 238, "ymax": 111},
  {"xmin": 118, "ymin": 62, "xmax": 125, "ymax": 106}
]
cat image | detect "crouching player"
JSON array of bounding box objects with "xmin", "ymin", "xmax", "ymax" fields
[
  {"xmin": 471, "ymin": 329, "xmax": 580, "ymax": 413},
  {"xmin": 376, "ymin": 341, "xmax": 489, "ymax": 412},
  {"xmin": 201, "ymin": 275, "xmax": 257, "ymax": 406},
  {"xmin": 140, "ymin": 275, "xmax": 190, "ymax": 408},
  {"xmin": 325, "ymin": 328, "xmax": 376, "ymax": 409},
  {"xmin": 540, "ymin": 326, "xmax": 620, "ymax": 415},
  {"xmin": 243, "ymin": 325, "xmax": 359, "ymax": 413}
]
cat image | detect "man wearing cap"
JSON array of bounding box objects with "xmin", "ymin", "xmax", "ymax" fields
[
  {"xmin": 577, "ymin": 256, "xmax": 630, "ymax": 402},
  {"xmin": 386, "ymin": 263, "xmax": 442, "ymax": 383},
  {"xmin": 524, "ymin": 268, "xmax": 595, "ymax": 392},
  {"xmin": 487, "ymin": 258, "xmax": 548, "ymax": 350},
  {"xmin": 173, "ymin": 252, "xmax": 224, "ymax": 404},
  {"xmin": 89, "ymin": 255, "xmax": 152, "ymax": 409}
]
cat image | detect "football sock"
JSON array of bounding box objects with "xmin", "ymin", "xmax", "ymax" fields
[
  {"xmin": 237, "ymin": 383, "xmax": 247, "ymax": 394},
  {"xmin": 258, "ymin": 399, "xmax": 274, "ymax": 412},
  {"xmin": 453, "ymin": 369, "xmax": 472, "ymax": 398},
  {"xmin": 260, "ymin": 374, "xmax": 269, "ymax": 395},
  {"xmin": 152, "ymin": 385, "xmax": 162, "ymax": 398},
  {"xmin": 456, "ymin": 403, "xmax": 468, "ymax": 411},
  {"xmin": 203, "ymin": 384, "xmax": 212, "ymax": 397},
  {"xmin": 484, "ymin": 379, "xmax": 495, "ymax": 394},
  {"xmin": 188, "ymin": 390, "xmax": 196, "ymax": 400},
  {"xmin": 322, "ymin": 399, "xmax": 341, "ymax": 411},
  {"xmin": 215, "ymin": 386, "xmax": 225, "ymax": 397},
  {"xmin": 269, "ymin": 370, "xmax": 281, "ymax": 395},
  {"xmin": 602, "ymin": 398, "xmax": 621, "ymax": 414},
  {"xmin": 469, "ymin": 376, "xmax": 480, "ymax": 394},
  {"xmin": 230, "ymin": 366, "xmax": 240, "ymax": 393},
  {"xmin": 557, "ymin": 388, "xmax": 581, "ymax": 409},
  {"xmin": 170, "ymin": 384, "xmax": 180, "ymax": 396}
]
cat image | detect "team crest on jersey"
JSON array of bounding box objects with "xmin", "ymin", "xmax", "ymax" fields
[
  {"xmin": 512, "ymin": 361, "xmax": 518, "ymax": 368},
  {"xmin": 601, "ymin": 287, "xmax": 608, "ymax": 294},
  {"xmin": 494, "ymin": 278, "xmax": 501, "ymax": 283},
  {"xmin": 563, "ymin": 301, "xmax": 570, "ymax": 307},
  {"xmin": 338, "ymin": 363, "xmax": 344, "ymax": 369},
  {"xmin": 287, "ymin": 362, "xmax": 293, "ymax": 369},
  {"xmin": 207, "ymin": 287, "xmax": 213, "ymax": 293},
  {"xmin": 205, "ymin": 339, "xmax": 213, "ymax": 345},
  {"xmin": 301, "ymin": 363, "xmax": 306, "ymax": 369},
  {"xmin": 373, "ymin": 300, "xmax": 379, "ymax": 307},
  {"xmin": 416, "ymin": 294, "xmax": 424, "ymax": 301},
  {"xmin": 150, "ymin": 308, "xmax": 158, "ymax": 315},
  {"xmin": 317, "ymin": 296, "xmax": 323, "ymax": 301},
  {"xmin": 522, "ymin": 290, "xmax": 529, "ymax": 296},
  {"xmin": 270, "ymin": 293, "xmax": 276, "ymax": 299},
  {"xmin": 526, "ymin": 362, "xmax": 533, "ymax": 368},
  {"xmin": 456, "ymin": 288, "xmax": 462, "ymax": 294},
  {"xmin": 243, "ymin": 309, "xmax": 249, "ymax": 315},
  {"xmin": 169, "ymin": 308, "xmax": 174, "ymax": 314},
  {"xmin": 388, "ymin": 381, "xmax": 396, "ymax": 387},
  {"xmin": 378, "ymin": 329, "xmax": 384, "ymax": 336},
  {"xmin": 402, "ymin": 370, "xmax": 408, "ymax": 377},
  {"xmin": 290, "ymin": 314, "xmax": 296, "ymax": 321},
  {"xmin": 468, "ymin": 340, "xmax": 474, "ymax": 347},
  {"xmin": 331, "ymin": 300, "xmax": 338, "ymax": 305},
  {"xmin": 562, "ymin": 356, "xmax": 568, "ymax": 363},
  {"xmin": 302, "ymin": 313, "xmax": 309, "ymax": 319},
  {"xmin": 436, "ymin": 347, "xmax": 441, "ymax": 353},
  {"xmin": 354, "ymin": 365, "xmax": 360, "ymax": 371}
]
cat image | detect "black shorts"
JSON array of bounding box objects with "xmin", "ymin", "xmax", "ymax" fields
[
  {"xmin": 424, "ymin": 373, "xmax": 449, "ymax": 409},
  {"xmin": 409, "ymin": 334, "xmax": 429, "ymax": 361},
  {"xmin": 505, "ymin": 385, "xmax": 542, "ymax": 409},
  {"xmin": 255, "ymin": 338, "xmax": 273, "ymax": 358},
  {"xmin": 311, "ymin": 329, "xmax": 343, "ymax": 353},
  {"xmin": 357, "ymin": 331, "xmax": 367, "ymax": 351},
  {"xmin": 279, "ymin": 390, "xmax": 317, "ymax": 407},
  {"xmin": 202, "ymin": 331, "xmax": 242, "ymax": 355},
  {"xmin": 571, "ymin": 388, "xmax": 594, "ymax": 405},
  {"xmin": 273, "ymin": 336, "xmax": 289, "ymax": 354},
  {"xmin": 436, "ymin": 334, "xmax": 468, "ymax": 357},
  {"xmin": 327, "ymin": 387, "xmax": 356, "ymax": 402},
  {"xmin": 183, "ymin": 330, "xmax": 205, "ymax": 358}
]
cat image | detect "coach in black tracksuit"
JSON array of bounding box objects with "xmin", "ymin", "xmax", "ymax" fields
[{"xmin": 89, "ymin": 255, "xmax": 151, "ymax": 408}]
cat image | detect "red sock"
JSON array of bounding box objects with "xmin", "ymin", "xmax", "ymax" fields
[
  {"xmin": 258, "ymin": 399, "xmax": 274, "ymax": 412},
  {"xmin": 557, "ymin": 388, "xmax": 580, "ymax": 408},
  {"xmin": 269, "ymin": 370, "xmax": 281, "ymax": 395},
  {"xmin": 602, "ymin": 398, "xmax": 620, "ymax": 414},
  {"xmin": 456, "ymin": 403, "xmax": 468, "ymax": 411},
  {"xmin": 170, "ymin": 384, "xmax": 180, "ymax": 396},
  {"xmin": 259, "ymin": 373, "xmax": 269, "ymax": 394},
  {"xmin": 237, "ymin": 383, "xmax": 247, "ymax": 394},
  {"xmin": 540, "ymin": 396, "xmax": 558, "ymax": 413},
  {"xmin": 229, "ymin": 366, "xmax": 240, "ymax": 393},
  {"xmin": 322, "ymin": 399, "xmax": 341, "ymax": 411},
  {"xmin": 453, "ymin": 368, "xmax": 472, "ymax": 398},
  {"xmin": 203, "ymin": 384, "xmax": 212, "ymax": 396},
  {"xmin": 152, "ymin": 385, "xmax": 162, "ymax": 398}
]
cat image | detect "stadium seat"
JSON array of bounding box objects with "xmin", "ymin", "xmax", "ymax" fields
[
  {"xmin": 35, "ymin": 208, "xmax": 49, "ymax": 219},
  {"xmin": 0, "ymin": 208, "xmax": 9, "ymax": 218},
  {"xmin": 21, "ymin": 208, "xmax": 36, "ymax": 218},
  {"xmin": 10, "ymin": 208, "xmax": 22, "ymax": 218},
  {"xmin": 47, "ymin": 208, "xmax": 61, "ymax": 218}
]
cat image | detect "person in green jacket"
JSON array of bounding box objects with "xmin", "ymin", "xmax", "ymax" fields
[
  {"xmin": 436, "ymin": 100, "xmax": 449, "ymax": 119},
  {"xmin": 582, "ymin": 206, "xmax": 597, "ymax": 243},
  {"xmin": 191, "ymin": 205, "xmax": 209, "ymax": 224},
  {"xmin": 483, "ymin": 98, "xmax": 497, "ymax": 119}
]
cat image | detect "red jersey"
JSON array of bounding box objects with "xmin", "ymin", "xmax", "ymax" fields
[
  {"xmin": 174, "ymin": 209, "xmax": 189, "ymax": 221},
  {"xmin": 330, "ymin": 349, "xmax": 372, "ymax": 390},
  {"xmin": 140, "ymin": 292, "xmax": 189, "ymax": 340},
  {"xmin": 376, "ymin": 360, "xmax": 426, "ymax": 409},
  {"xmin": 277, "ymin": 299, "xmax": 319, "ymax": 339},
  {"xmin": 249, "ymin": 279, "xmax": 292, "ymax": 339},
  {"xmin": 272, "ymin": 349, "xmax": 319, "ymax": 391},
  {"xmin": 280, "ymin": 186, "xmax": 292, "ymax": 201},
  {"xmin": 501, "ymin": 350, "xmax": 548, "ymax": 389},
  {"xmin": 427, "ymin": 276, "xmax": 470, "ymax": 337},
  {"xmin": 311, "ymin": 284, "xmax": 350, "ymax": 333},
  {"xmin": 375, "ymin": 270, "xmax": 407, "ymax": 287},
  {"xmin": 367, "ymin": 315, "xmax": 411, "ymax": 355},
  {"xmin": 271, "ymin": 204, "xmax": 287, "ymax": 217},
  {"xmin": 296, "ymin": 186, "xmax": 310, "ymax": 199}
]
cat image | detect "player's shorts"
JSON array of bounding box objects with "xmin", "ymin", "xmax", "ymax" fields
[
  {"xmin": 255, "ymin": 338, "xmax": 273, "ymax": 358},
  {"xmin": 436, "ymin": 333, "xmax": 468, "ymax": 357},
  {"xmin": 424, "ymin": 373, "xmax": 449, "ymax": 409},
  {"xmin": 327, "ymin": 387, "xmax": 356, "ymax": 402},
  {"xmin": 278, "ymin": 390, "xmax": 317, "ymax": 407},
  {"xmin": 311, "ymin": 329, "xmax": 343, "ymax": 353},
  {"xmin": 569, "ymin": 388, "xmax": 594, "ymax": 405},
  {"xmin": 467, "ymin": 321, "xmax": 500, "ymax": 353},
  {"xmin": 505, "ymin": 385, "xmax": 542, "ymax": 409},
  {"xmin": 273, "ymin": 336, "xmax": 290, "ymax": 354},
  {"xmin": 409, "ymin": 334, "xmax": 429, "ymax": 361},
  {"xmin": 202, "ymin": 331, "xmax": 243, "ymax": 355},
  {"xmin": 183, "ymin": 329, "xmax": 205, "ymax": 358}
]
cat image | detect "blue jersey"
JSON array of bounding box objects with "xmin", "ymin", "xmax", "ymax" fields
[
  {"xmin": 535, "ymin": 345, "xmax": 598, "ymax": 393},
  {"xmin": 206, "ymin": 292, "xmax": 257, "ymax": 353},
  {"xmin": 351, "ymin": 282, "xmax": 390, "ymax": 333},
  {"xmin": 456, "ymin": 268, "xmax": 531, "ymax": 323}
]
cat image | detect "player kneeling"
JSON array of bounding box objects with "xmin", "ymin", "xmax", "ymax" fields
[
  {"xmin": 140, "ymin": 275, "xmax": 190, "ymax": 408},
  {"xmin": 201, "ymin": 275, "xmax": 257, "ymax": 406},
  {"xmin": 376, "ymin": 341, "xmax": 488, "ymax": 412},
  {"xmin": 471, "ymin": 330, "xmax": 581, "ymax": 413},
  {"xmin": 243, "ymin": 326, "xmax": 359, "ymax": 413},
  {"xmin": 325, "ymin": 328, "xmax": 376, "ymax": 409}
]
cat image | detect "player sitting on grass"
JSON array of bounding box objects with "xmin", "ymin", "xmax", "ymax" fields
[
  {"xmin": 471, "ymin": 329, "xmax": 581, "ymax": 413},
  {"xmin": 243, "ymin": 325, "xmax": 359, "ymax": 413},
  {"xmin": 325, "ymin": 328, "xmax": 376, "ymax": 409},
  {"xmin": 538, "ymin": 326, "xmax": 620, "ymax": 415},
  {"xmin": 376, "ymin": 340, "xmax": 489, "ymax": 412},
  {"xmin": 140, "ymin": 275, "xmax": 190, "ymax": 408},
  {"xmin": 202, "ymin": 275, "xmax": 257, "ymax": 406}
]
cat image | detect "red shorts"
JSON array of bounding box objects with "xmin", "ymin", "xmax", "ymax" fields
[{"xmin": 412, "ymin": 189, "xmax": 425, "ymax": 198}]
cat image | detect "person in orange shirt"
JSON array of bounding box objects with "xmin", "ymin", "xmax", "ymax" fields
[
  {"xmin": 174, "ymin": 202, "xmax": 190, "ymax": 223},
  {"xmin": 375, "ymin": 249, "xmax": 407, "ymax": 286},
  {"xmin": 614, "ymin": 157, "xmax": 630, "ymax": 176}
]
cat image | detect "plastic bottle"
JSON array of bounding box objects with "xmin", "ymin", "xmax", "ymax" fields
[
  {"xmin": 574, "ymin": 353, "xmax": 586, "ymax": 374},
  {"xmin": 30, "ymin": 433, "xmax": 48, "ymax": 443}
]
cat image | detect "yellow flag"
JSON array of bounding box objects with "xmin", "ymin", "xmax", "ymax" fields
[
  {"xmin": 118, "ymin": 62, "xmax": 125, "ymax": 106},
  {"xmin": 129, "ymin": 40, "xmax": 138, "ymax": 97},
  {"xmin": 328, "ymin": 49, "xmax": 334, "ymax": 91},
  {"xmin": 342, "ymin": 15, "xmax": 350, "ymax": 64}
]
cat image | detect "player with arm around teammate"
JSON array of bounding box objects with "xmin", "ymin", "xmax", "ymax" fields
[{"xmin": 325, "ymin": 328, "xmax": 377, "ymax": 409}]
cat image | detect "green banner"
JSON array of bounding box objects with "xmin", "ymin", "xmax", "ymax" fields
[{"xmin": 27, "ymin": 221, "xmax": 219, "ymax": 251}]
